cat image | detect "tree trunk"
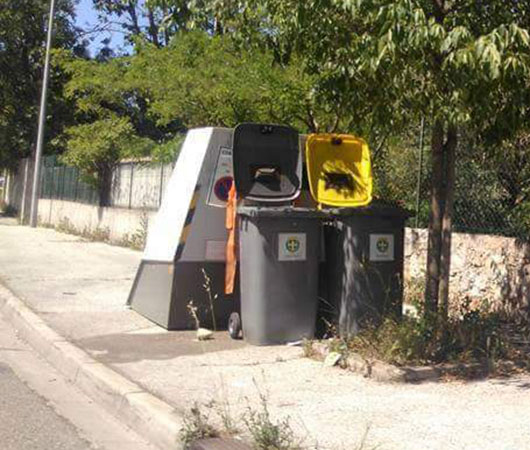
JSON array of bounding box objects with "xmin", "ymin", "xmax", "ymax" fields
[
  {"xmin": 213, "ymin": 16, "xmax": 224, "ymax": 35},
  {"xmin": 98, "ymin": 165, "xmax": 113, "ymax": 207},
  {"xmin": 439, "ymin": 125, "xmax": 457, "ymax": 318},
  {"xmin": 126, "ymin": 2, "xmax": 142, "ymax": 36},
  {"xmin": 162, "ymin": 1, "xmax": 170, "ymax": 45},
  {"xmin": 147, "ymin": 8, "xmax": 160, "ymax": 47},
  {"xmin": 425, "ymin": 119, "xmax": 445, "ymax": 313}
]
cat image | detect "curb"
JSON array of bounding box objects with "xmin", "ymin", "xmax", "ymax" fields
[
  {"xmin": 190, "ymin": 438, "xmax": 252, "ymax": 450},
  {"xmin": 0, "ymin": 283, "xmax": 183, "ymax": 450},
  {"xmin": 313, "ymin": 342, "xmax": 487, "ymax": 383}
]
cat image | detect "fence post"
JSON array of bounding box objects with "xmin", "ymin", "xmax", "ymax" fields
[
  {"xmin": 415, "ymin": 117, "xmax": 425, "ymax": 228},
  {"xmin": 61, "ymin": 165, "xmax": 66, "ymax": 200},
  {"xmin": 74, "ymin": 168, "xmax": 79, "ymax": 201},
  {"xmin": 158, "ymin": 164, "xmax": 164, "ymax": 207},
  {"xmin": 20, "ymin": 158, "xmax": 30, "ymax": 223},
  {"xmin": 40, "ymin": 162, "xmax": 45, "ymax": 199},
  {"xmin": 128, "ymin": 162, "xmax": 134, "ymax": 209}
]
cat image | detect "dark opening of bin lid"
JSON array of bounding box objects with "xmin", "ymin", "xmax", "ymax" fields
[{"xmin": 233, "ymin": 123, "xmax": 302, "ymax": 202}]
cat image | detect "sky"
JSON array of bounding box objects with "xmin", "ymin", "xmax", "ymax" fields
[{"xmin": 74, "ymin": 0, "xmax": 128, "ymax": 56}]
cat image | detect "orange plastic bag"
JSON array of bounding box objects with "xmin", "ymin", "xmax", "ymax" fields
[{"xmin": 225, "ymin": 183, "xmax": 237, "ymax": 294}]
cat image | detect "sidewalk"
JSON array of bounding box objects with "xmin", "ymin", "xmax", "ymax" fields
[{"xmin": 1, "ymin": 217, "xmax": 530, "ymax": 450}]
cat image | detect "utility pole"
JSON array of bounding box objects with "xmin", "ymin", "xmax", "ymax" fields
[{"xmin": 30, "ymin": 0, "xmax": 56, "ymax": 227}]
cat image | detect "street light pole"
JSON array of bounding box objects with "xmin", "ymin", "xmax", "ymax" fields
[{"xmin": 30, "ymin": 0, "xmax": 56, "ymax": 227}]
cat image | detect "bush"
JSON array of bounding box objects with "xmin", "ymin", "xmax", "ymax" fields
[
  {"xmin": 0, "ymin": 202, "xmax": 17, "ymax": 217},
  {"xmin": 344, "ymin": 300, "xmax": 509, "ymax": 366}
]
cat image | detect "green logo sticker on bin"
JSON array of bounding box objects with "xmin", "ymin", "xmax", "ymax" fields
[
  {"xmin": 278, "ymin": 233, "xmax": 306, "ymax": 261},
  {"xmin": 285, "ymin": 237, "xmax": 301, "ymax": 254},
  {"xmin": 376, "ymin": 237, "xmax": 389, "ymax": 253},
  {"xmin": 369, "ymin": 233, "xmax": 394, "ymax": 261}
]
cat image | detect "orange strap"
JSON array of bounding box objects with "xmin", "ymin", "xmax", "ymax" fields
[{"xmin": 225, "ymin": 183, "xmax": 237, "ymax": 294}]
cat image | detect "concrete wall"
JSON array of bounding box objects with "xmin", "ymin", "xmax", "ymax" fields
[
  {"xmin": 405, "ymin": 228, "xmax": 530, "ymax": 318},
  {"xmin": 111, "ymin": 162, "xmax": 173, "ymax": 209},
  {"xmin": 37, "ymin": 199, "xmax": 156, "ymax": 244}
]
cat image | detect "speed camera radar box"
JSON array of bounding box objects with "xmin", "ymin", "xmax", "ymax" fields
[
  {"xmin": 127, "ymin": 128, "xmax": 239, "ymax": 330},
  {"xmin": 233, "ymin": 123, "xmax": 302, "ymax": 203}
]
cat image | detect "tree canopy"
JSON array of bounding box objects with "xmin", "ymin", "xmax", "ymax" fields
[{"xmin": 0, "ymin": 0, "xmax": 86, "ymax": 170}]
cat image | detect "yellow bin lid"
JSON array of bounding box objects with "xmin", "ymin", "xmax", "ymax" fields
[{"xmin": 305, "ymin": 134, "xmax": 373, "ymax": 207}]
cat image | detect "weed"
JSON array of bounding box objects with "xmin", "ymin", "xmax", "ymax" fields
[
  {"xmin": 119, "ymin": 210, "xmax": 149, "ymax": 250},
  {"xmin": 56, "ymin": 217, "xmax": 76, "ymax": 234},
  {"xmin": 179, "ymin": 403, "xmax": 220, "ymax": 449},
  {"xmin": 326, "ymin": 337, "xmax": 350, "ymax": 360},
  {"xmin": 244, "ymin": 391, "xmax": 301, "ymax": 450},
  {"xmin": 0, "ymin": 203, "xmax": 17, "ymax": 217},
  {"xmin": 55, "ymin": 217, "xmax": 111, "ymax": 242},
  {"xmin": 206, "ymin": 399, "xmax": 239, "ymax": 436},
  {"xmin": 83, "ymin": 225, "xmax": 111, "ymax": 242},
  {"xmin": 353, "ymin": 425, "xmax": 376, "ymax": 450},
  {"xmin": 346, "ymin": 299, "xmax": 512, "ymax": 366},
  {"xmin": 187, "ymin": 300, "xmax": 201, "ymax": 330},
  {"xmin": 403, "ymin": 277, "xmax": 424, "ymax": 308},
  {"xmin": 48, "ymin": 215, "xmax": 150, "ymax": 251},
  {"xmin": 301, "ymin": 339, "xmax": 316, "ymax": 358},
  {"xmin": 201, "ymin": 268, "xmax": 218, "ymax": 331}
]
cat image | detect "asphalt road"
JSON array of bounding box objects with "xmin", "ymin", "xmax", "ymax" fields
[
  {"xmin": 0, "ymin": 313, "xmax": 156, "ymax": 450},
  {"xmin": 0, "ymin": 359, "xmax": 94, "ymax": 450}
]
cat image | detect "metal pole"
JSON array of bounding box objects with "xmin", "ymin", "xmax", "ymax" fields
[
  {"xmin": 414, "ymin": 116, "xmax": 425, "ymax": 228},
  {"xmin": 30, "ymin": 0, "xmax": 56, "ymax": 227}
]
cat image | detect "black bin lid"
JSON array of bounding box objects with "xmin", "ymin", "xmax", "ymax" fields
[{"xmin": 233, "ymin": 123, "xmax": 302, "ymax": 202}]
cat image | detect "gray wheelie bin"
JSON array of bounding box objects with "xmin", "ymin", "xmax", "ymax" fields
[
  {"xmin": 238, "ymin": 206, "xmax": 322, "ymax": 345},
  {"xmin": 321, "ymin": 206, "xmax": 410, "ymax": 337},
  {"xmin": 231, "ymin": 123, "xmax": 322, "ymax": 345}
]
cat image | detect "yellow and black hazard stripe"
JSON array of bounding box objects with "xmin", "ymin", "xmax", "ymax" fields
[{"xmin": 175, "ymin": 184, "xmax": 200, "ymax": 261}]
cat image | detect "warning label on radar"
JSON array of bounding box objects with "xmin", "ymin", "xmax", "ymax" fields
[{"xmin": 207, "ymin": 146, "xmax": 234, "ymax": 207}]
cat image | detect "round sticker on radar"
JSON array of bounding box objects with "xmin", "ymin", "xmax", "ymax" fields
[{"xmin": 214, "ymin": 176, "xmax": 233, "ymax": 202}]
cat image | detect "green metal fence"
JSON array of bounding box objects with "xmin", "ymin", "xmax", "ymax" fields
[
  {"xmin": 372, "ymin": 125, "xmax": 530, "ymax": 240},
  {"xmin": 40, "ymin": 156, "xmax": 99, "ymax": 205},
  {"xmin": 39, "ymin": 156, "xmax": 174, "ymax": 209}
]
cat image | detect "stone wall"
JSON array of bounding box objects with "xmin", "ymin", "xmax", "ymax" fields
[{"xmin": 405, "ymin": 228, "xmax": 530, "ymax": 318}]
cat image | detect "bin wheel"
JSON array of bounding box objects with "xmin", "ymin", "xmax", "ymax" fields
[{"xmin": 228, "ymin": 312, "xmax": 242, "ymax": 340}]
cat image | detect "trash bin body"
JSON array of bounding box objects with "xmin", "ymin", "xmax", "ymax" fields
[
  {"xmin": 321, "ymin": 206, "xmax": 409, "ymax": 337},
  {"xmin": 238, "ymin": 207, "xmax": 321, "ymax": 345}
]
